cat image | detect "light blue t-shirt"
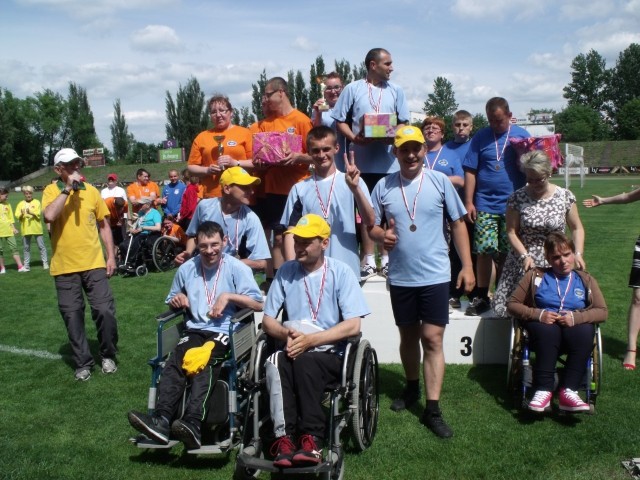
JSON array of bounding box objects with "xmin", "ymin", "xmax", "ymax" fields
[
  {"xmin": 372, "ymin": 169, "xmax": 467, "ymax": 287},
  {"xmin": 186, "ymin": 198, "xmax": 271, "ymax": 261},
  {"xmin": 462, "ymin": 125, "xmax": 530, "ymax": 214},
  {"xmin": 161, "ymin": 181, "xmax": 186, "ymax": 217},
  {"xmin": 166, "ymin": 254, "xmax": 263, "ymax": 334},
  {"xmin": 280, "ymin": 171, "xmax": 372, "ymax": 279},
  {"xmin": 331, "ymin": 79, "xmax": 410, "ymax": 174},
  {"xmin": 534, "ymin": 270, "xmax": 587, "ymax": 313}
]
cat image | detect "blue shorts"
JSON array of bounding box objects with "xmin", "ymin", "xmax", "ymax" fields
[{"xmin": 389, "ymin": 282, "xmax": 450, "ymax": 327}]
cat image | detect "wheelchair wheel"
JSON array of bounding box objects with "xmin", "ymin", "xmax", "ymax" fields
[
  {"xmin": 349, "ymin": 339, "xmax": 379, "ymax": 452},
  {"xmin": 587, "ymin": 326, "xmax": 603, "ymax": 412},
  {"xmin": 507, "ymin": 322, "xmax": 525, "ymax": 409},
  {"xmin": 152, "ymin": 236, "xmax": 177, "ymax": 272},
  {"xmin": 135, "ymin": 265, "xmax": 148, "ymax": 277}
]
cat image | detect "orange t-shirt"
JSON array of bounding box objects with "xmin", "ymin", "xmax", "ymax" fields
[
  {"xmin": 188, "ymin": 125, "xmax": 253, "ymax": 198},
  {"xmin": 126, "ymin": 181, "xmax": 160, "ymax": 213},
  {"xmin": 254, "ymin": 109, "xmax": 312, "ymax": 195},
  {"xmin": 165, "ymin": 223, "xmax": 187, "ymax": 247},
  {"xmin": 104, "ymin": 197, "xmax": 128, "ymax": 227}
]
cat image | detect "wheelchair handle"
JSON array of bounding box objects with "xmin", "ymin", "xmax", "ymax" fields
[
  {"xmin": 155, "ymin": 308, "xmax": 185, "ymax": 322},
  {"xmin": 231, "ymin": 308, "xmax": 255, "ymax": 324}
]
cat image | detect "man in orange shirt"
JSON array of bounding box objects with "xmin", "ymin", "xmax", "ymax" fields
[
  {"xmin": 253, "ymin": 77, "xmax": 313, "ymax": 282},
  {"xmin": 104, "ymin": 196, "xmax": 128, "ymax": 256},
  {"xmin": 126, "ymin": 168, "xmax": 160, "ymax": 213}
]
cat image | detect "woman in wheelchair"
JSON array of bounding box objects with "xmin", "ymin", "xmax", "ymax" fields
[
  {"xmin": 507, "ymin": 232, "xmax": 607, "ymax": 413},
  {"xmin": 119, "ymin": 196, "xmax": 161, "ymax": 268},
  {"xmin": 127, "ymin": 221, "xmax": 263, "ymax": 449}
]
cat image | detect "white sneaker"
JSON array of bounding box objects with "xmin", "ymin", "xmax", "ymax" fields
[
  {"xmin": 102, "ymin": 358, "xmax": 117, "ymax": 374},
  {"xmin": 0, "ymin": 268, "xmax": 5, "ymax": 274},
  {"xmin": 43, "ymin": 263, "xmax": 49, "ymax": 270},
  {"xmin": 18, "ymin": 266, "xmax": 29, "ymax": 272},
  {"xmin": 360, "ymin": 264, "xmax": 377, "ymax": 282}
]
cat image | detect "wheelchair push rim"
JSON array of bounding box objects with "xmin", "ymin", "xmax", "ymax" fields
[{"xmin": 152, "ymin": 236, "xmax": 178, "ymax": 272}]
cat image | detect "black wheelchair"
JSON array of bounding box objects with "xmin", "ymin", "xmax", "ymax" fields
[
  {"xmin": 235, "ymin": 331, "xmax": 380, "ymax": 480},
  {"xmin": 507, "ymin": 319, "xmax": 603, "ymax": 413},
  {"xmin": 129, "ymin": 308, "xmax": 261, "ymax": 459},
  {"xmin": 117, "ymin": 234, "xmax": 183, "ymax": 277}
]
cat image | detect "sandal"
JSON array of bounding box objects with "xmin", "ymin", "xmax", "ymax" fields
[{"xmin": 623, "ymin": 349, "xmax": 636, "ymax": 371}]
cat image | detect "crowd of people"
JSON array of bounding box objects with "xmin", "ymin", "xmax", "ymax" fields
[{"xmin": 3, "ymin": 45, "xmax": 634, "ymax": 467}]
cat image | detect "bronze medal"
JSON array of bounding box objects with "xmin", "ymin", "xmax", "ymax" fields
[
  {"xmin": 410, "ymin": 224, "xmax": 417, "ymax": 232},
  {"xmin": 495, "ymin": 164, "xmax": 500, "ymax": 171}
]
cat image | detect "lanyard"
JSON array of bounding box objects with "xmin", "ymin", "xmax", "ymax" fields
[
  {"xmin": 220, "ymin": 204, "xmax": 242, "ymax": 253},
  {"xmin": 366, "ymin": 80, "xmax": 383, "ymax": 113},
  {"xmin": 202, "ymin": 258, "xmax": 224, "ymax": 308},
  {"xmin": 425, "ymin": 147, "xmax": 443, "ymax": 170},
  {"xmin": 553, "ymin": 271, "xmax": 573, "ymax": 312},
  {"xmin": 313, "ymin": 172, "xmax": 336, "ymax": 220},
  {"xmin": 302, "ymin": 259, "xmax": 328, "ymax": 323},
  {"xmin": 399, "ymin": 170, "xmax": 425, "ymax": 231},
  {"xmin": 493, "ymin": 124, "xmax": 511, "ymax": 163}
]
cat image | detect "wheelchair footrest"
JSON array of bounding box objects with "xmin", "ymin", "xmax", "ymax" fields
[
  {"xmin": 622, "ymin": 458, "xmax": 640, "ymax": 479},
  {"xmin": 236, "ymin": 452, "xmax": 334, "ymax": 474},
  {"xmin": 130, "ymin": 434, "xmax": 179, "ymax": 449}
]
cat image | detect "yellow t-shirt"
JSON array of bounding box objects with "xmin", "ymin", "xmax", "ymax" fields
[
  {"xmin": 0, "ymin": 202, "xmax": 15, "ymax": 237},
  {"xmin": 15, "ymin": 199, "xmax": 44, "ymax": 236},
  {"xmin": 42, "ymin": 183, "xmax": 109, "ymax": 276}
]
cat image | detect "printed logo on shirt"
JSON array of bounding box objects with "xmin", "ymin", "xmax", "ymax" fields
[
  {"xmin": 228, "ymin": 141, "xmax": 238, "ymax": 147},
  {"xmin": 574, "ymin": 288, "xmax": 585, "ymax": 299},
  {"xmin": 438, "ymin": 159, "xmax": 449, "ymax": 166},
  {"xmin": 287, "ymin": 127, "xmax": 296, "ymax": 134}
]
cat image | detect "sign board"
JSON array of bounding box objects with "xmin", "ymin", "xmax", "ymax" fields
[
  {"xmin": 83, "ymin": 154, "xmax": 105, "ymax": 167},
  {"xmin": 158, "ymin": 147, "xmax": 185, "ymax": 163},
  {"xmin": 558, "ymin": 167, "xmax": 589, "ymax": 175},
  {"xmin": 83, "ymin": 148, "xmax": 104, "ymax": 156}
]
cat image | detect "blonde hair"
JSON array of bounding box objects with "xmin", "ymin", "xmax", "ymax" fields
[
  {"xmin": 21, "ymin": 185, "xmax": 34, "ymax": 193},
  {"xmin": 520, "ymin": 150, "xmax": 552, "ymax": 176}
]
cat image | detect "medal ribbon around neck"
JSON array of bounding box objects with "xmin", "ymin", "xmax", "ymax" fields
[
  {"xmin": 366, "ymin": 80, "xmax": 383, "ymax": 113},
  {"xmin": 302, "ymin": 258, "xmax": 328, "ymax": 323},
  {"xmin": 493, "ymin": 124, "xmax": 511, "ymax": 164},
  {"xmin": 202, "ymin": 257, "xmax": 224, "ymax": 308},
  {"xmin": 220, "ymin": 203, "xmax": 243, "ymax": 253},
  {"xmin": 399, "ymin": 169, "xmax": 425, "ymax": 230},
  {"xmin": 425, "ymin": 147, "xmax": 443, "ymax": 170},
  {"xmin": 553, "ymin": 271, "xmax": 573, "ymax": 312},
  {"xmin": 313, "ymin": 172, "xmax": 337, "ymax": 220}
]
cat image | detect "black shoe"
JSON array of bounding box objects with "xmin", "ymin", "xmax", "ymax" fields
[
  {"xmin": 421, "ymin": 410, "xmax": 453, "ymax": 438},
  {"xmin": 465, "ymin": 297, "xmax": 490, "ymax": 316},
  {"xmin": 390, "ymin": 388, "xmax": 420, "ymax": 412},
  {"xmin": 449, "ymin": 297, "xmax": 461, "ymax": 309},
  {"xmin": 128, "ymin": 411, "xmax": 170, "ymax": 444},
  {"xmin": 171, "ymin": 419, "xmax": 202, "ymax": 450}
]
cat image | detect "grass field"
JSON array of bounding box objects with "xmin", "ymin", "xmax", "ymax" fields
[{"xmin": 2, "ymin": 177, "xmax": 640, "ymax": 480}]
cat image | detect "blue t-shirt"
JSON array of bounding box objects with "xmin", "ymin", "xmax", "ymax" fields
[
  {"xmin": 462, "ymin": 125, "xmax": 530, "ymax": 214},
  {"xmin": 331, "ymin": 79, "xmax": 410, "ymax": 175},
  {"xmin": 186, "ymin": 198, "xmax": 271, "ymax": 261},
  {"xmin": 534, "ymin": 270, "xmax": 587, "ymax": 313},
  {"xmin": 281, "ymin": 171, "xmax": 372, "ymax": 279},
  {"xmin": 444, "ymin": 140, "xmax": 471, "ymax": 163},
  {"xmin": 166, "ymin": 254, "xmax": 263, "ymax": 334},
  {"xmin": 161, "ymin": 181, "xmax": 186, "ymax": 216},
  {"xmin": 424, "ymin": 144, "xmax": 464, "ymax": 178},
  {"xmin": 372, "ymin": 169, "xmax": 467, "ymax": 287}
]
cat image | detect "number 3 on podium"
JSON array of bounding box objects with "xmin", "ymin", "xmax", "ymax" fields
[{"xmin": 460, "ymin": 336, "xmax": 472, "ymax": 357}]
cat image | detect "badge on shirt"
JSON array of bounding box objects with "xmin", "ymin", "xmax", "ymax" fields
[
  {"xmin": 228, "ymin": 141, "xmax": 238, "ymax": 147},
  {"xmin": 574, "ymin": 288, "xmax": 585, "ymax": 299}
]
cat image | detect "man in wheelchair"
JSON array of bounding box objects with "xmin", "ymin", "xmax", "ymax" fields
[
  {"xmin": 507, "ymin": 232, "xmax": 607, "ymax": 413},
  {"xmin": 127, "ymin": 221, "xmax": 263, "ymax": 449},
  {"xmin": 261, "ymin": 214, "xmax": 370, "ymax": 468},
  {"xmin": 119, "ymin": 196, "xmax": 161, "ymax": 269}
]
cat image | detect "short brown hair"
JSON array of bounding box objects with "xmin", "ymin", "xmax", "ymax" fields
[{"xmin": 544, "ymin": 232, "xmax": 575, "ymax": 258}]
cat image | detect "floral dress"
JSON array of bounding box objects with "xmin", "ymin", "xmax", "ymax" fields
[{"xmin": 492, "ymin": 185, "xmax": 576, "ymax": 317}]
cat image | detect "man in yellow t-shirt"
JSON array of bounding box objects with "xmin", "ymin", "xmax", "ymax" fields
[{"xmin": 43, "ymin": 148, "xmax": 119, "ymax": 382}]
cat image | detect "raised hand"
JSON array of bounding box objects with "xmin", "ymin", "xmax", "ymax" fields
[
  {"xmin": 344, "ymin": 150, "xmax": 360, "ymax": 189},
  {"xmin": 383, "ymin": 217, "xmax": 398, "ymax": 251},
  {"xmin": 582, "ymin": 195, "xmax": 602, "ymax": 208}
]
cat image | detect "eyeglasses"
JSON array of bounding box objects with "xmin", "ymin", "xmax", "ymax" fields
[
  {"xmin": 262, "ymin": 89, "xmax": 281, "ymax": 99},
  {"xmin": 423, "ymin": 126, "xmax": 441, "ymax": 133},
  {"xmin": 527, "ymin": 176, "xmax": 549, "ymax": 184},
  {"xmin": 210, "ymin": 109, "xmax": 230, "ymax": 115},
  {"xmin": 325, "ymin": 86, "xmax": 342, "ymax": 92}
]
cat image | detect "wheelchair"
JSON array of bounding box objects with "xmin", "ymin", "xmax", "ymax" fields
[
  {"xmin": 129, "ymin": 308, "xmax": 260, "ymax": 458},
  {"xmin": 507, "ymin": 319, "xmax": 602, "ymax": 414},
  {"xmin": 235, "ymin": 332, "xmax": 380, "ymax": 480},
  {"xmin": 117, "ymin": 234, "xmax": 182, "ymax": 277}
]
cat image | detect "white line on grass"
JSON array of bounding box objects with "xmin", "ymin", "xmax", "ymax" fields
[{"xmin": 0, "ymin": 344, "xmax": 62, "ymax": 360}]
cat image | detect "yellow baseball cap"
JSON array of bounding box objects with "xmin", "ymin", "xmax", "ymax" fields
[
  {"xmin": 220, "ymin": 166, "xmax": 261, "ymax": 186},
  {"xmin": 394, "ymin": 125, "xmax": 425, "ymax": 147},
  {"xmin": 285, "ymin": 214, "xmax": 331, "ymax": 239},
  {"xmin": 182, "ymin": 341, "xmax": 215, "ymax": 376}
]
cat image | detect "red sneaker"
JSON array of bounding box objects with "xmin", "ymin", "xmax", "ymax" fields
[
  {"xmin": 292, "ymin": 434, "xmax": 322, "ymax": 466},
  {"xmin": 271, "ymin": 435, "xmax": 296, "ymax": 468}
]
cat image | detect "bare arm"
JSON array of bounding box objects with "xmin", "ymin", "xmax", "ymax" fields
[
  {"xmin": 583, "ymin": 187, "xmax": 640, "ymax": 207},
  {"xmin": 463, "ymin": 170, "xmax": 477, "ymax": 223},
  {"xmin": 448, "ymin": 175, "xmax": 464, "ymax": 189},
  {"xmin": 287, "ymin": 317, "xmax": 361, "ymax": 359},
  {"xmin": 566, "ymin": 203, "xmax": 586, "ymax": 270},
  {"xmin": 450, "ymin": 218, "xmax": 475, "ymax": 293},
  {"xmin": 98, "ymin": 218, "xmax": 116, "ymax": 277},
  {"xmin": 44, "ymin": 172, "xmax": 82, "ymax": 223}
]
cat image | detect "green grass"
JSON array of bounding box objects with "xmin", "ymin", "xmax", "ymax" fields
[{"xmin": 2, "ymin": 179, "xmax": 640, "ymax": 479}]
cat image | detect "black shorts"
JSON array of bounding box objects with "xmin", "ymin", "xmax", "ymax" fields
[
  {"xmin": 389, "ymin": 282, "xmax": 450, "ymax": 327},
  {"xmin": 629, "ymin": 235, "xmax": 640, "ymax": 288},
  {"xmin": 261, "ymin": 193, "xmax": 288, "ymax": 231}
]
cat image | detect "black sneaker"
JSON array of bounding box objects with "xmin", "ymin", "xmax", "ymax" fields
[
  {"xmin": 292, "ymin": 434, "xmax": 323, "ymax": 466},
  {"xmin": 390, "ymin": 388, "xmax": 420, "ymax": 412},
  {"xmin": 128, "ymin": 411, "xmax": 170, "ymax": 444},
  {"xmin": 421, "ymin": 410, "xmax": 453, "ymax": 438},
  {"xmin": 449, "ymin": 297, "xmax": 461, "ymax": 309},
  {"xmin": 171, "ymin": 418, "xmax": 201, "ymax": 450},
  {"xmin": 465, "ymin": 297, "xmax": 490, "ymax": 316},
  {"xmin": 271, "ymin": 435, "xmax": 296, "ymax": 468}
]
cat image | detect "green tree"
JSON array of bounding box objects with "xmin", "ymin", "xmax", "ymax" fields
[
  {"xmin": 471, "ymin": 113, "xmax": 488, "ymax": 136},
  {"xmin": 126, "ymin": 141, "xmax": 159, "ymax": 165},
  {"xmin": 334, "ymin": 59, "xmax": 354, "ymax": 84},
  {"xmin": 165, "ymin": 77, "xmax": 208, "ymax": 158},
  {"xmin": 239, "ymin": 106, "xmax": 254, "ymax": 127},
  {"xmin": 607, "ymin": 43, "xmax": 640, "ymax": 132},
  {"xmin": 110, "ymin": 98, "xmax": 134, "ymax": 162},
  {"xmin": 30, "ymin": 89, "xmax": 68, "ymax": 165},
  {"xmin": 562, "ymin": 49, "xmax": 608, "ymax": 114},
  {"xmin": 251, "ymin": 69, "xmax": 268, "ymax": 121},
  {"xmin": 554, "ymin": 104, "xmax": 609, "ymax": 142},
  {"xmin": 617, "ymin": 98, "xmax": 640, "ymax": 140},
  {"xmin": 66, "ymin": 82, "xmax": 99, "ymax": 153},
  {"xmin": 286, "ymin": 70, "xmax": 296, "ymax": 105},
  {"xmin": 294, "ymin": 70, "xmax": 309, "ymax": 116},
  {"xmin": 309, "ymin": 55, "xmax": 326, "ymax": 109},
  {"xmin": 423, "ymin": 77, "xmax": 458, "ymax": 119}
]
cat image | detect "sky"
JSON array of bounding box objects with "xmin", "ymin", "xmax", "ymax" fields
[{"xmin": 1, "ymin": 0, "xmax": 639, "ymax": 152}]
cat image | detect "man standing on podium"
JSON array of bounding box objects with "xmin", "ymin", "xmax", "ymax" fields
[{"xmin": 369, "ymin": 126, "xmax": 475, "ymax": 438}]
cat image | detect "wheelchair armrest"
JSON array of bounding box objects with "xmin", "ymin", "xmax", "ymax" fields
[
  {"xmin": 345, "ymin": 334, "xmax": 362, "ymax": 346},
  {"xmin": 231, "ymin": 308, "xmax": 254, "ymax": 324},
  {"xmin": 156, "ymin": 308, "xmax": 185, "ymax": 323}
]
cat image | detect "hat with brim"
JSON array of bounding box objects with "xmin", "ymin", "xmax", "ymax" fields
[
  {"xmin": 138, "ymin": 197, "xmax": 153, "ymax": 205},
  {"xmin": 394, "ymin": 126, "xmax": 425, "ymax": 148},
  {"xmin": 220, "ymin": 166, "xmax": 261, "ymax": 186},
  {"xmin": 285, "ymin": 213, "xmax": 331, "ymax": 239},
  {"xmin": 54, "ymin": 148, "xmax": 82, "ymax": 166}
]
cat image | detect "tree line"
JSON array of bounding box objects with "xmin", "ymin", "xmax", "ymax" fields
[{"xmin": 2, "ymin": 44, "xmax": 639, "ymax": 181}]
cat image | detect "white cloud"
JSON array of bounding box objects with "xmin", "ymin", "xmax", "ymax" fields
[
  {"xmin": 130, "ymin": 25, "xmax": 183, "ymax": 53},
  {"xmin": 291, "ymin": 36, "xmax": 317, "ymax": 52},
  {"xmin": 16, "ymin": 0, "xmax": 178, "ymax": 19},
  {"xmin": 450, "ymin": 0, "xmax": 548, "ymax": 20}
]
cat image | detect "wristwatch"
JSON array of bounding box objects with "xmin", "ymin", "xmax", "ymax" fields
[{"xmin": 61, "ymin": 188, "xmax": 71, "ymax": 196}]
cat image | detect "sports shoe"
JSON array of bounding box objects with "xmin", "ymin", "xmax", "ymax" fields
[
  {"xmin": 449, "ymin": 297, "xmax": 461, "ymax": 309},
  {"xmin": 128, "ymin": 411, "xmax": 170, "ymax": 444},
  {"xmin": 558, "ymin": 388, "xmax": 590, "ymax": 412},
  {"xmin": 0, "ymin": 268, "xmax": 5, "ymax": 274},
  {"xmin": 18, "ymin": 266, "xmax": 29, "ymax": 272},
  {"xmin": 75, "ymin": 367, "xmax": 91, "ymax": 381},
  {"xmin": 271, "ymin": 435, "xmax": 296, "ymax": 468},
  {"xmin": 421, "ymin": 410, "xmax": 453, "ymax": 438},
  {"xmin": 390, "ymin": 388, "xmax": 420, "ymax": 412},
  {"xmin": 379, "ymin": 264, "xmax": 389, "ymax": 278},
  {"xmin": 101, "ymin": 358, "xmax": 117, "ymax": 374},
  {"xmin": 292, "ymin": 434, "xmax": 323, "ymax": 466},
  {"xmin": 360, "ymin": 264, "xmax": 377, "ymax": 282},
  {"xmin": 171, "ymin": 418, "xmax": 202, "ymax": 450},
  {"xmin": 43, "ymin": 263, "xmax": 49, "ymax": 270},
  {"xmin": 465, "ymin": 297, "xmax": 490, "ymax": 316},
  {"xmin": 528, "ymin": 390, "xmax": 552, "ymax": 412}
]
